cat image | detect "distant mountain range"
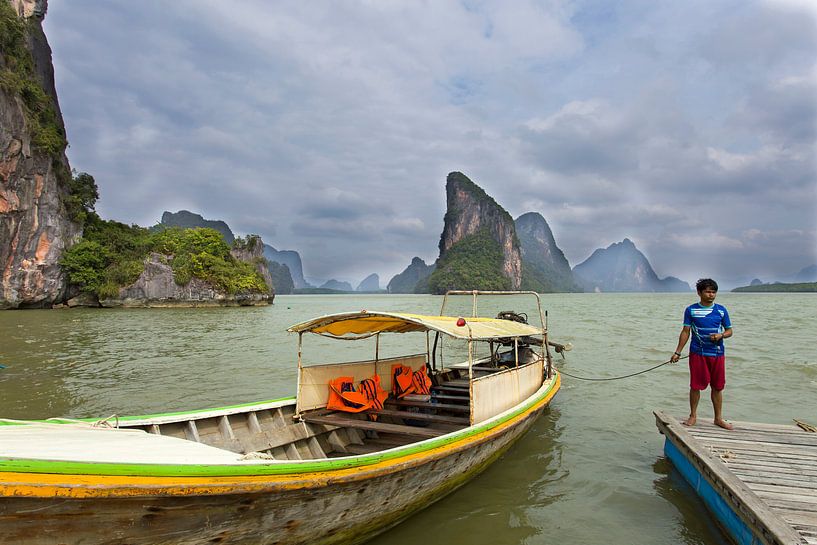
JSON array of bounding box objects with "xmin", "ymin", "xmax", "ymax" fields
[
  {"xmin": 387, "ymin": 173, "xmax": 689, "ymax": 293},
  {"xmin": 572, "ymin": 239, "xmax": 690, "ymax": 292}
]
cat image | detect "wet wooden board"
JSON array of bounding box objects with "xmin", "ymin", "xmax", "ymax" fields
[{"xmin": 655, "ymin": 411, "xmax": 817, "ymax": 545}]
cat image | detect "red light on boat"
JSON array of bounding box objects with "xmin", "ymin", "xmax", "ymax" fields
[{"xmin": 456, "ymin": 317, "xmax": 466, "ymax": 327}]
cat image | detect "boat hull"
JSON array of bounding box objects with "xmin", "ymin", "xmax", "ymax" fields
[{"xmin": 0, "ymin": 376, "xmax": 559, "ymax": 545}]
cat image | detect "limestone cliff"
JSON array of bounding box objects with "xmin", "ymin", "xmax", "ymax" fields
[
  {"xmin": 319, "ymin": 279, "xmax": 353, "ymax": 292},
  {"xmin": 98, "ymin": 235, "xmax": 274, "ymax": 308},
  {"xmin": 159, "ymin": 209, "xmax": 303, "ymax": 290},
  {"xmin": 572, "ymin": 238, "xmax": 690, "ymax": 292},
  {"xmin": 387, "ymin": 257, "xmax": 435, "ymax": 293},
  {"xmin": 516, "ymin": 212, "xmax": 582, "ymax": 293},
  {"xmin": 263, "ymin": 244, "xmax": 309, "ymax": 289},
  {"xmin": 356, "ymin": 273, "xmax": 380, "ymax": 292},
  {"xmin": 428, "ymin": 172, "xmax": 522, "ymax": 293},
  {"xmin": 160, "ymin": 210, "xmax": 235, "ymax": 244},
  {"xmin": 0, "ymin": 0, "xmax": 81, "ymax": 308}
]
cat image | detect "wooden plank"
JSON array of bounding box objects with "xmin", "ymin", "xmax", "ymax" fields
[
  {"xmin": 427, "ymin": 394, "xmax": 470, "ymax": 403},
  {"xmin": 385, "ymin": 399, "xmax": 470, "ymax": 414},
  {"xmin": 185, "ymin": 420, "xmax": 200, "ymax": 442},
  {"xmin": 301, "ymin": 414, "xmax": 445, "ymax": 439},
  {"xmin": 705, "ymin": 420, "xmax": 807, "ymax": 433},
  {"xmin": 714, "ymin": 449, "xmax": 817, "ymax": 468},
  {"xmin": 726, "ymin": 460, "xmax": 817, "ymax": 477},
  {"xmin": 246, "ymin": 412, "xmax": 263, "ymax": 434},
  {"xmin": 753, "ymin": 489, "xmax": 817, "ymax": 505},
  {"xmin": 749, "ymin": 483, "xmax": 817, "ymax": 498},
  {"xmin": 431, "ymin": 386, "xmax": 470, "ymax": 395},
  {"xmin": 780, "ymin": 511, "xmax": 817, "ymax": 527},
  {"xmin": 690, "ymin": 428, "xmax": 817, "ymax": 448},
  {"xmin": 654, "ymin": 411, "xmax": 805, "ymax": 545},
  {"xmin": 764, "ymin": 498, "xmax": 817, "ymax": 513},
  {"xmin": 365, "ymin": 408, "xmax": 469, "ymax": 425},
  {"xmin": 735, "ymin": 471, "xmax": 817, "ymax": 488},
  {"xmin": 701, "ymin": 438, "xmax": 817, "ymax": 458},
  {"xmin": 218, "ymin": 415, "xmax": 236, "ymax": 441}
]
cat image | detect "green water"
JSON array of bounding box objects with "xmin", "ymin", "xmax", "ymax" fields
[{"xmin": 0, "ymin": 293, "xmax": 814, "ymax": 544}]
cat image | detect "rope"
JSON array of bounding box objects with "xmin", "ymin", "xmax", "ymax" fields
[{"xmin": 556, "ymin": 355, "xmax": 688, "ymax": 381}]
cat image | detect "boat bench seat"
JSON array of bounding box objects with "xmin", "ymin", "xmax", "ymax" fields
[
  {"xmin": 301, "ymin": 413, "xmax": 445, "ymax": 438},
  {"xmin": 364, "ymin": 408, "xmax": 469, "ymax": 425},
  {"xmin": 386, "ymin": 398, "xmax": 470, "ymax": 414}
]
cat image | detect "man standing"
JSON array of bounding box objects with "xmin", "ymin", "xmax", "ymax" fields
[{"xmin": 671, "ymin": 278, "xmax": 734, "ymax": 429}]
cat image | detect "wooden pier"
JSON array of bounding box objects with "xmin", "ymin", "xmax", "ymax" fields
[{"xmin": 654, "ymin": 411, "xmax": 817, "ymax": 545}]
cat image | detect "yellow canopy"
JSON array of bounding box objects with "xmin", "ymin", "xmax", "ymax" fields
[{"xmin": 287, "ymin": 311, "xmax": 543, "ymax": 340}]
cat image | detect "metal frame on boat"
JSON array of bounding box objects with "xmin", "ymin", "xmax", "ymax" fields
[{"xmin": 0, "ymin": 291, "xmax": 563, "ymax": 545}]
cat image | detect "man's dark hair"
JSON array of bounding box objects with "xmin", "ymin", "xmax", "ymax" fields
[{"xmin": 696, "ymin": 278, "xmax": 718, "ymax": 292}]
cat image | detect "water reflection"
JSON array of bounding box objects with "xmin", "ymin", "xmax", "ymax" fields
[{"xmin": 652, "ymin": 457, "xmax": 729, "ymax": 545}]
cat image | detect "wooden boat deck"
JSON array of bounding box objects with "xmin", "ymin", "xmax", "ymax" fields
[{"xmin": 654, "ymin": 411, "xmax": 817, "ymax": 545}]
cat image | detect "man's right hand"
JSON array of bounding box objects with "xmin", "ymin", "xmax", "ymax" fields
[{"xmin": 670, "ymin": 352, "xmax": 681, "ymax": 363}]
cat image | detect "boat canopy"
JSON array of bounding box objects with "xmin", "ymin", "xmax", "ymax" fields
[{"xmin": 288, "ymin": 311, "xmax": 543, "ymax": 341}]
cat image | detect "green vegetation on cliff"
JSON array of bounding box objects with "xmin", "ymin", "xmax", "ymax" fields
[
  {"xmin": 0, "ymin": 2, "xmax": 66, "ymax": 155},
  {"xmin": 732, "ymin": 282, "xmax": 817, "ymax": 293},
  {"xmin": 427, "ymin": 228, "xmax": 511, "ymax": 294},
  {"xmin": 61, "ymin": 218, "xmax": 269, "ymax": 298},
  {"xmin": 267, "ymin": 261, "xmax": 294, "ymax": 294}
]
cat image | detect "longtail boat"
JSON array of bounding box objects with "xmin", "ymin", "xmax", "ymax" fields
[{"xmin": 0, "ymin": 291, "xmax": 565, "ymax": 545}]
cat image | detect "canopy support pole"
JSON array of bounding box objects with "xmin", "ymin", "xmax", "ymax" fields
[
  {"xmin": 468, "ymin": 337, "xmax": 474, "ymax": 426},
  {"xmin": 514, "ymin": 338, "xmax": 519, "ymax": 368},
  {"xmin": 295, "ymin": 333, "xmax": 304, "ymax": 414}
]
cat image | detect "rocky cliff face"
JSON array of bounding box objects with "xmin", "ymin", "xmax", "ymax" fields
[
  {"xmin": 159, "ymin": 210, "xmax": 304, "ymax": 289},
  {"xmin": 356, "ymin": 273, "xmax": 380, "ymax": 292},
  {"xmin": 516, "ymin": 212, "xmax": 581, "ymax": 293},
  {"xmin": 229, "ymin": 235, "xmax": 274, "ymax": 295},
  {"xmin": 98, "ymin": 236, "xmax": 274, "ymax": 308},
  {"xmin": 572, "ymin": 238, "xmax": 690, "ymax": 292},
  {"xmin": 161, "ymin": 210, "xmax": 235, "ymax": 244},
  {"xmin": 436, "ymin": 172, "xmax": 522, "ymax": 289},
  {"xmin": 319, "ymin": 279, "xmax": 353, "ymax": 292},
  {"xmin": 387, "ymin": 257, "xmax": 435, "ymax": 293},
  {"xmin": 98, "ymin": 254, "xmax": 270, "ymax": 308},
  {"xmin": 263, "ymin": 244, "xmax": 308, "ymax": 289},
  {"xmin": 1, "ymin": 0, "xmax": 81, "ymax": 308}
]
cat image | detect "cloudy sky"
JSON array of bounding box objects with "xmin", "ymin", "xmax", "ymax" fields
[{"xmin": 44, "ymin": 1, "xmax": 816, "ymax": 287}]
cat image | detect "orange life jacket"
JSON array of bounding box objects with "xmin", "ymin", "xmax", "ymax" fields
[
  {"xmin": 392, "ymin": 364, "xmax": 414, "ymax": 398},
  {"xmin": 327, "ymin": 374, "xmax": 389, "ymax": 413},
  {"xmin": 411, "ymin": 368, "xmax": 431, "ymax": 395},
  {"xmin": 392, "ymin": 364, "xmax": 432, "ymax": 398},
  {"xmin": 327, "ymin": 376, "xmax": 371, "ymax": 413},
  {"xmin": 359, "ymin": 375, "xmax": 388, "ymax": 410}
]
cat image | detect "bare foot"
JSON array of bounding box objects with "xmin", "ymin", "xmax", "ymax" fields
[
  {"xmin": 714, "ymin": 419, "xmax": 733, "ymax": 430},
  {"xmin": 683, "ymin": 416, "xmax": 696, "ymax": 426}
]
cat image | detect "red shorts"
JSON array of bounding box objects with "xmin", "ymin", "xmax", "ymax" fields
[{"xmin": 689, "ymin": 353, "xmax": 725, "ymax": 391}]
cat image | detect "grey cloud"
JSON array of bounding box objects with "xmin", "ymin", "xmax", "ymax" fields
[{"xmin": 42, "ymin": 1, "xmax": 816, "ymax": 283}]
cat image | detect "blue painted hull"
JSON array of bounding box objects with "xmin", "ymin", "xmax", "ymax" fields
[{"xmin": 664, "ymin": 438, "xmax": 761, "ymax": 545}]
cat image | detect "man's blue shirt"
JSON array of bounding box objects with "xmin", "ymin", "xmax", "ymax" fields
[{"xmin": 683, "ymin": 303, "xmax": 731, "ymax": 356}]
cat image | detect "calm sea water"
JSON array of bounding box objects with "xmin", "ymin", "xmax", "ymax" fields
[{"xmin": 0, "ymin": 293, "xmax": 815, "ymax": 544}]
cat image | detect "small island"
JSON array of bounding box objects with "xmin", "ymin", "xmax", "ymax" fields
[{"xmin": 731, "ymin": 282, "xmax": 817, "ymax": 293}]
